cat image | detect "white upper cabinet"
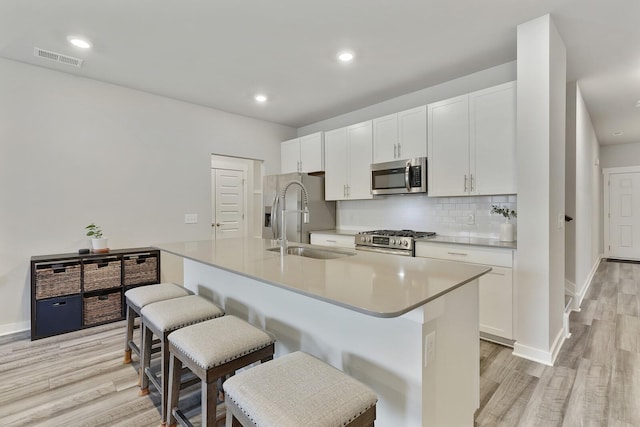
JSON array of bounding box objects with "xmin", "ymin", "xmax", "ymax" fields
[
  {"xmin": 280, "ymin": 132, "xmax": 324, "ymax": 174},
  {"xmin": 281, "ymin": 138, "xmax": 301, "ymax": 174},
  {"xmin": 324, "ymin": 121, "xmax": 373, "ymax": 201},
  {"xmin": 427, "ymin": 95, "xmax": 470, "ymax": 197},
  {"xmin": 470, "ymin": 82, "xmax": 517, "ymax": 195},
  {"xmin": 428, "ymin": 81, "xmax": 516, "ymax": 197},
  {"xmin": 373, "ymin": 105, "xmax": 427, "ymax": 164}
]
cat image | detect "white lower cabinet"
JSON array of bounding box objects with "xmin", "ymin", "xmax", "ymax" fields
[
  {"xmin": 415, "ymin": 241, "xmax": 514, "ymax": 342},
  {"xmin": 310, "ymin": 232, "xmax": 355, "ymax": 249}
]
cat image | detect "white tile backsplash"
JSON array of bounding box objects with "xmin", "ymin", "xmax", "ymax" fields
[{"xmin": 336, "ymin": 194, "xmax": 517, "ymax": 239}]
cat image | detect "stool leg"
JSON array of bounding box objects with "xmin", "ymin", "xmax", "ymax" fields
[
  {"xmin": 202, "ymin": 378, "xmax": 217, "ymax": 427},
  {"xmin": 139, "ymin": 323, "xmax": 152, "ymax": 395},
  {"xmin": 123, "ymin": 304, "xmax": 134, "ymax": 364},
  {"xmin": 161, "ymin": 334, "xmax": 170, "ymax": 426},
  {"xmin": 167, "ymin": 352, "xmax": 182, "ymax": 427}
]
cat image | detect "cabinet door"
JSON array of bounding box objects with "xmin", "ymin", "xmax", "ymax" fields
[
  {"xmin": 372, "ymin": 113, "xmax": 398, "ymax": 163},
  {"xmin": 479, "ymin": 266, "xmax": 513, "ymax": 339},
  {"xmin": 324, "ymin": 128, "xmax": 349, "ymax": 200},
  {"xmin": 347, "ymin": 120, "xmax": 373, "ymax": 200},
  {"xmin": 398, "ymin": 105, "xmax": 427, "ymax": 160},
  {"xmin": 300, "ymin": 132, "xmax": 324, "ymax": 173},
  {"xmin": 281, "ymin": 138, "xmax": 300, "ymax": 174},
  {"xmin": 470, "ymin": 81, "xmax": 516, "ymax": 195},
  {"xmin": 428, "ymin": 95, "xmax": 470, "ymax": 197}
]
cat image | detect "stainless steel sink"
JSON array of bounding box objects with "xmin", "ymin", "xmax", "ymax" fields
[{"xmin": 266, "ymin": 246, "xmax": 355, "ymax": 259}]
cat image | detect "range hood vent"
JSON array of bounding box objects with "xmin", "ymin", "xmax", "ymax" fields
[{"xmin": 33, "ymin": 47, "xmax": 83, "ymax": 68}]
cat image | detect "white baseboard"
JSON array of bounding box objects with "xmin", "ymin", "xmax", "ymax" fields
[
  {"xmin": 512, "ymin": 328, "xmax": 565, "ymax": 366},
  {"xmin": 0, "ymin": 321, "xmax": 30, "ymax": 337},
  {"xmin": 573, "ymin": 255, "xmax": 603, "ymax": 310}
]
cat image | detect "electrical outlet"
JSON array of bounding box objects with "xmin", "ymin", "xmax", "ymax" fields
[
  {"xmin": 184, "ymin": 213, "xmax": 198, "ymax": 224},
  {"xmin": 424, "ymin": 331, "xmax": 436, "ymax": 367},
  {"xmin": 467, "ymin": 212, "xmax": 475, "ymax": 225}
]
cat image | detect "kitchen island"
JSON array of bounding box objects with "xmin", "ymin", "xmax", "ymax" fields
[{"xmin": 156, "ymin": 238, "xmax": 490, "ymax": 426}]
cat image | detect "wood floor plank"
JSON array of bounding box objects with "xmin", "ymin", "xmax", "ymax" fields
[
  {"xmin": 475, "ymin": 370, "xmax": 539, "ymax": 426},
  {"xmin": 615, "ymin": 314, "xmax": 640, "ymax": 354},
  {"xmin": 570, "ymin": 299, "xmax": 598, "ymax": 326},
  {"xmin": 555, "ymin": 323, "xmax": 590, "ymax": 369},
  {"xmin": 608, "ymin": 350, "xmax": 640, "ymax": 426},
  {"xmin": 518, "ymin": 366, "xmax": 576, "ymax": 426},
  {"xmin": 561, "ymin": 358, "xmax": 611, "ymax": 427},
  {"xmin": 583, "ymin": 319, "xmax": 617, "ymax": 366}
]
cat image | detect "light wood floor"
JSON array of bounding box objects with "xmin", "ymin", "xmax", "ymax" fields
[
  {"xmin": 1, "ymin": 259, "xmax": 638, "ymax": 426},
  {"xmin": 476, "ymin": 260, "xmax": 640, "ymax": 426}
]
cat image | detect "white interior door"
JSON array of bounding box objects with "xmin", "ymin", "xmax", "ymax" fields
[
  {"xmin": 607, "ymin": 171, "xmax": 640, "ymax": 259},
  {"xmin": 212, "ymin": 168, "xmax": 245, "ymax": 239}
]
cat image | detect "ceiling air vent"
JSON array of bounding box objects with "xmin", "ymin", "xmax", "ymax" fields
[{"xmin": 33, "ymin": 47, "xmax": 83, "ymax": 68}]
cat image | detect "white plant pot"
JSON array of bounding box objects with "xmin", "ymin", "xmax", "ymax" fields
[
  {"xmin": 500, "ymin": 221, "xmax": 514, "ymax": 242},
  {"xmin": 91, "ymin": 238, "xmax": 109, "ymax": 251}
]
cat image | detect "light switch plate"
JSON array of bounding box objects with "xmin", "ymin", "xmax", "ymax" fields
[{"xmin": 184, "ymin": 213, "xmax": 198, "ymax": 224}]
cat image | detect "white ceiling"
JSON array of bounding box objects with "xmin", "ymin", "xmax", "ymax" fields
[{"xmin": 1, "ymin": 0, "xmax": 638, "ymax": 145}]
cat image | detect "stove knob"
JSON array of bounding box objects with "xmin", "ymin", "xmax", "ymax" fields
[
  {"xmin": 403, "ymin": 240, "xmax": 409, "ymax": 247},
  {"xmin": 391, "ymin": 239, "xmax": 397, "ymax": 245}
]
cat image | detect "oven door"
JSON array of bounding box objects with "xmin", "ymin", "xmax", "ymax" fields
[
  {"xmin": 371, "ymin": 157, "xmax": 427, "ymax": 195},
  {"xmin": 355, "ymin": 245, "xmax": 414, "ymax": 257}
]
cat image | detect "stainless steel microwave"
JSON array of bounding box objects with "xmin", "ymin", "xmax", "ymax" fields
[{"xmin": 371, "ymin": 157, "xmax": 427, "ymax": 195}]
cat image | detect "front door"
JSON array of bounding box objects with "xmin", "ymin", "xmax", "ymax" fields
[
  {"xmin": 212, "ymin": 168, "xmax": 245, "ymax": 239},
  {"xmin": 608, "ymin": 171, "xmax": 640, "ymax": 259}
]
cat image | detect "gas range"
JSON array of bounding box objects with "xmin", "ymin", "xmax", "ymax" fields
[{"xmin": 355, "ymin": 229, "xmax": 436, "ymax": 257}]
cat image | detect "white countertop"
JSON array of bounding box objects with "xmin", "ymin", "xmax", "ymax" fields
[
  {"xmin": 417, "ymin": 235, "xmax": 517, "ymax": 249},
  {"xmin": 155, "ymin": 238, "xmax": 490, "ymax": 318}
]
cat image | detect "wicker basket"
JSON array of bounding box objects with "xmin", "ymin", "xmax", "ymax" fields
[
  {"xmin": 35, "ymin": 262, "xmax": 81, "ymax": 299},
  {"xmin": 123, "ymin": 255, "xmax": 158, "ymax": 286},
  {"xmin": 83, "ymin": 258, "xmax": 122, "ymax": 292},
  {"xmin": 83, "ymin": 290, "xmax": 122, "ymax": 325}
]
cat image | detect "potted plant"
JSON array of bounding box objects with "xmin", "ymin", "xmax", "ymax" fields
[
  {"xmin": 490, "ymin": 205, "xmax": 517, "ymax": 242},
  {"xmin": 86, "ymin": 222, "xmax": 109, "ymax": 252}
]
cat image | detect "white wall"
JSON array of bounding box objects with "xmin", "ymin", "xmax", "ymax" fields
[
  {"xmin": 574, "ymin": 84, "xmax": 602, "ymax": 301},
  {"xmin": 0, "ymin": 58, "xmax": 295, "ymax": 335},
  {"xmin": 514, "ymin": 14, "xmax": 566, "ymax": 365},
  {"xmin": 600, "ymin": 142, "xmax": 640, "ymax": 168},
  {"xmin": 297, "ymin": 62, "xmax": 516, "ymax": 135},
  {"xmin": 565, "ymin": 84, "xmax": 577, "ymax": 288}
]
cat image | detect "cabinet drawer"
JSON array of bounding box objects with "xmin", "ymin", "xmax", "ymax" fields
[
  {"xmin": 34, "ymin": 261, "xmax": 81, "ymax": 299},
  {"xmin": 310, "ymin": 233, "xmax": 355, "ymax": 249},
  {"xmin": 123, "ymin": 253, "xmax": 158, "ymax": 286},
  {"xmin": 83, "ymin": 257, "xmax": 122, "ymax": 292},
  {"xmin": 415, "ymin": 242, "xmax": 512, "ymax": 267},
  {"xmin": 83, "ymin": 289, "xmax": 123, "ymax": 326},
  {"xmin": 35, "ymin": 295, "xmax": 82, "ymax": 337}
]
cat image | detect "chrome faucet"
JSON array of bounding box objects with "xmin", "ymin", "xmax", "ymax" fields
[{"xmin": 280, "ymin": 180, "xmax": 310, "ymax": 255}]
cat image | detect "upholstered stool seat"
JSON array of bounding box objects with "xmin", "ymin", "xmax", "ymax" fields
[
  {"xmin": 223, "ymin": 351, "xmax": 378, "ymax": 427},
  {"xmin": 123, "ymin": 283, "xmax": 191, "ymax": 364},
  {"xmin": 167, "ymin": 316, "xmax": 276, "ymax": 427},
  {"xmin": 140, "ymin": 295, "xmax": 224, "ymax": 426}
]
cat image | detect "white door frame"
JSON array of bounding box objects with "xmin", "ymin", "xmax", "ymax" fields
[
  {"xmin": 603, "ymin": 165, "xmax": 640, "ymax": 259},
  {"xmin": 211, "ymin": 157, "xmax": 249, "ymax": 239}
]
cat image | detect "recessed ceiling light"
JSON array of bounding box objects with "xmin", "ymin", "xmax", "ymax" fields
[
  {"xmin": 337, "ymin": 51, "xmax": 354, "ymax": 62},
  {"xmin": 612, "ymin": 130, "xmax": 624, "ymax": 136},
  {"xmin": 67, "ymin": 36, "xmax": 91, "ymax": 49},
  {"xmin": 254, "ymin": 94, "xmax": 267, "ymax": 103}
]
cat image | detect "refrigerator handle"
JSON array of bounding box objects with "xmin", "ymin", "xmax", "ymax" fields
[{"xmin": 271, "ymin": 194, "xmax": 280, "ymax": 239}]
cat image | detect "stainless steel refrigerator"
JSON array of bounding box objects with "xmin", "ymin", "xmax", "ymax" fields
[{"xmin": 262, "ymin": 173, "xmax": 336, "ymax": 243}]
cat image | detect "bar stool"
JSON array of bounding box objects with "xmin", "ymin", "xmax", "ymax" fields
[
  {"xmin": 123, "ymin": 283, "xmax": 191, "ymax": 364},
  {"xmin": 166, "ymin": 315, "xmax": 276, "ymax": 427},
  {"xmin": 223, "ymin": 351, "xmax": 378, "ymax": 427},
  {"xmin": 140, "ymin": 295, "xmax": 225, "ymax": 426}
]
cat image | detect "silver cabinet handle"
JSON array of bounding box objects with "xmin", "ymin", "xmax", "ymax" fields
[
  {"xmin": 464, "ymin": 175, "xmax": 468, "ymax": 193},
  {"xmin": 489, "ymin": 271, "xmax": 505, "ymax": 276},
  {"xmin": 394, "ymin": 144, "xmax": 397, "ymax": 159},
  {"xmin": 470, "ymin": 174, "xmax": 475, "ymax": 192},
  {"xmin": 398, "ymin": 143, "xmax": 401, "ymax": 158},
  {"xmin": 326, "ymin": 239, "xmax": 337, "ymax": 243},
  {"xmin": 447, "ymin": 251, "xmax": 468, "ymax": 256}
]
